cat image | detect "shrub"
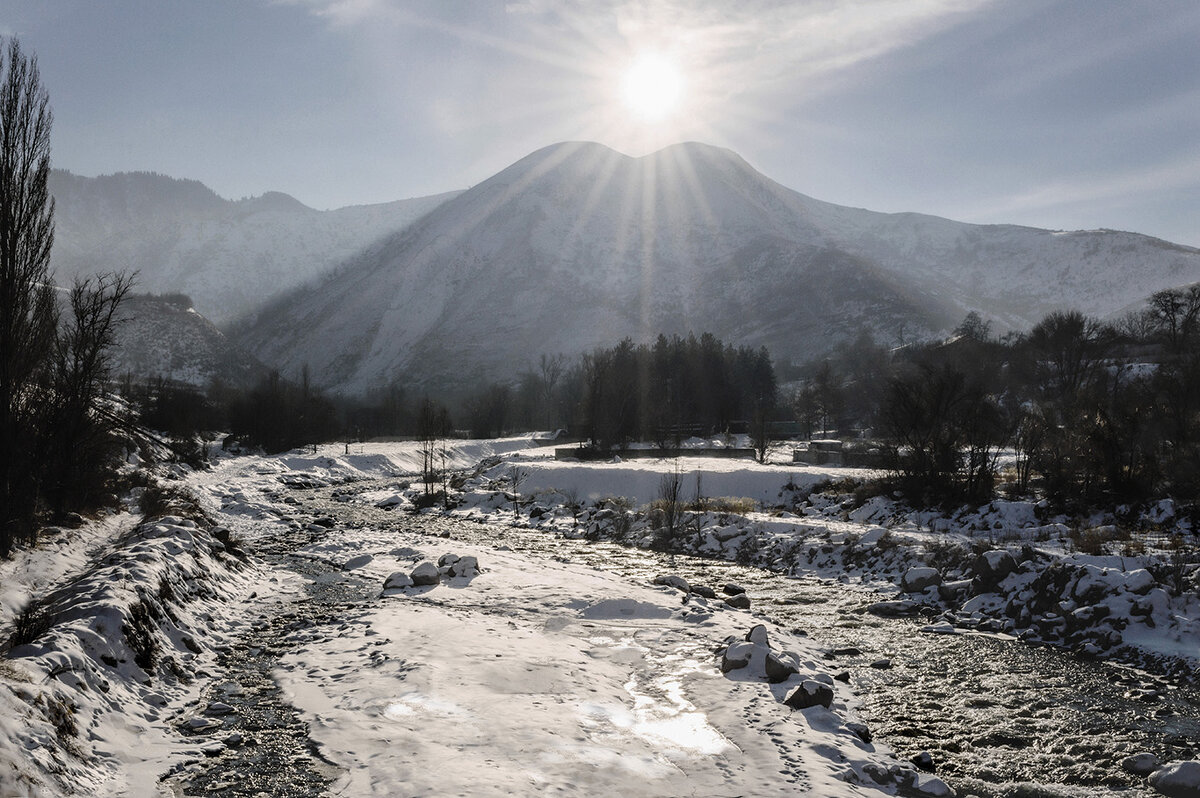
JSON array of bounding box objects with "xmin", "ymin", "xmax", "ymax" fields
[{"xmin": 7, "ymin": 597, "xmax": 56, "ymax": 650}]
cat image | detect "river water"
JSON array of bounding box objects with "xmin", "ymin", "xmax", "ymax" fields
[{"xmin": 190, "ymin": 480, "xmax": 1200, "ymax": 798}]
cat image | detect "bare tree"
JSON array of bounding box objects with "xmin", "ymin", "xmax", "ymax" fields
[{"xmin": 0, "ymin": 39, "xmax": 58, "ymax": 553}]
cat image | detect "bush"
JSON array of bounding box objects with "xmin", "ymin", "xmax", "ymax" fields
[
  {"xmin": 123, "ymin": 599, "xmax": 160, "ymax": 673},
  {"xmin": 7, "ymin": 597, "xmax": 56, "ymax": 650}
]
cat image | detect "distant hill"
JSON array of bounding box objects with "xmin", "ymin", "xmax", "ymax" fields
[
  {"xmin": 232, "ymin": 141, "xmax": 1200, "ymax": 395},
  {"xmin": 48, "ymin": 170, "xmax": 459, "ymax": 325}
]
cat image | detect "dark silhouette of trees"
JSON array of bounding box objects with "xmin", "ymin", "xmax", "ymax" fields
[
  {"xmin": 0, "ymin": 39, "xmax": 132, "ymax": 554},
  {"xmin": 226, "ymin": 369, "xmax": 338, "ymax": 454}
]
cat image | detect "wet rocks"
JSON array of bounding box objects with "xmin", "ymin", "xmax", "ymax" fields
[
  {"xmin": 911, "ymin": 750, "xmax": 935, "ymax": 771},
  {"xmin": 722, "ymin": 582, "xmax": 747, "ymax": 595},
  {"xmin": 1149, "ymin": 761, "xmax": 1200, "ymax": 798},
  {"xmin": 784, "ymin": 680, "xmax": 833, "ymax": 710},
  {"xmin": 846, "ymin": 721, "xmax": 872, "ymax": 743}
]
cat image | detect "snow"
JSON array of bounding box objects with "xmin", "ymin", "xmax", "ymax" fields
[{"xmin": 4, "ymin": 438, "xmax": 1200, "ymax": 794}]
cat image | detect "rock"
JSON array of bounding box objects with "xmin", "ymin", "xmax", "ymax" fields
[
  {"xmin": 224, "ymin": 731, "xmax": 245, "ymax": 747},
  {"xmin": 1122, "ymin": 753, "xmax": 1160, "ymax": 776},
  {"xmin": 784, "ymin": 680, "xmax": 834, "ymax": 710},
  {"xmin": 722, "ymin": 583, "xmax": 747, "ymax": 596},
  {"xmin": 869, "ymin": 658, "xmax": 892, "ymax": 669},
  {"xmin": 653, "ymin": 574, "xmax": 691, "ymax": 593},
  {"xmin": 410, "ymin": 561, "xmax": 440, "ymax": 586},
  {"xmin": 764, "ymin": 651, "xmax": 800, "ymax": 684},
  {"xmin": 205, "ymin": 702, "xmax": 236, "ymax": 716},
  {"xmin": 912, "ymin": 751, "xmax": 935, "ymax": 771},
  {"xmin": 912, "ymin": 773, "xmax": 955, "ymax": 797},
  {"xmin": 724, "ymin": 593, "xmax": 752, "ymax": 610},
  {"xmin": 829, "ymin": 646, "xmax": 862, "ymax": 657},
  {"xmin": 834, "ymin": 671, "xmax": 851, "ymax": 683},
  {"xmin": 857, "ymin": 527, "xmax": 887, "ymax": 547},
  {"xmin": 1149, "ymin": 761, "xmax": 1200, "ymax": 798},
  {"xmin": 691, "ymin": 585, "xmax": 717, "ymax": 599},
  {"xmin": 438, "ymin": 553, "xmax": 461, "ymax": 568},
  {"xmin": 744, "ymin": 624, "xmax": 770, "ymax": 646},
  {"xmin": 384, "ymin": 570, "xmax": 417, "ymax": 590},
  {"xmin": 343, "ymin": 553, "xmax": 373, "ymax": 570},
  {"xmin": 867, "ymin": 600, "xmax": 921, "ymax": 617},
  {"xmin": 846, "ymin": 722, "xmax": 872, "ymax": 743},
  {"xmin": 720, "ymin": 641, "xmax": 754, "ymax": 673},
  {"xmin": 972, "ymin": 549, "xmax": 1017, "ymax": 586},
  {"xmin": 450, "ymin": 556, "xmax": 479, "ymax": 578},
  {"xmin": 902, "ymin": 566, "xmax": 941, "ymax": 593},
  {"xmin": 186, "ymin": 716, "xmax": 223, "ymax": 732}
]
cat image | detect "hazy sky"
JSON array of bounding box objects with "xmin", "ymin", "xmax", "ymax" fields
[{"xmin": 4, "ymin": 0, "xmax": 1199, "ymax": 246}]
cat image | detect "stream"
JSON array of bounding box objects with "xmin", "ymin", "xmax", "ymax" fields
[{"xmin": 182, "ymin": 479, "xmax": 1200, "ymax": 797}]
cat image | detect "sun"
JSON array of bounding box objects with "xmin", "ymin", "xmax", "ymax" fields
[{"xmin": 620, "ymin": 53, "xmax": 685, "ymax": 123}]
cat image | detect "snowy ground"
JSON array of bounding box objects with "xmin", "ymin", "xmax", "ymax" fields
[{"xmin": 1, "ymin": 435, "xmax": 1198, "ymax": 796}]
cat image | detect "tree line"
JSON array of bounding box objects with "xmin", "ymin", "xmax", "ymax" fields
[{"xmin": 798, "ymin": 298, "xmax": 1200, "ymax": 511}]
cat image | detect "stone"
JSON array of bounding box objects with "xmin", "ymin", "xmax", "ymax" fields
[
  {"xmin": 720, "ymin": 641, "xmax": 754, "ymax": 673},
  {"xmin": 724, "ymin": 593, "xmax": 751, "ymax": 610},
  {"xmin": 834, "ymin": 671, "xmax": 851, "ymax": 683},
  {"xmin": 867, "ymin": 600, "xmax": 921, "ymax": 617},
  {"xmin": 386, "ymin": 571, "xmax": 416, "ymax": 590},
  {"xmin": 744, "ymin": 624, "xmax": 770, "ymax": 646},
  {"xmin": 1122, "ymin": 753, "xmax": 1160, "ymax": 776},
  {"xmin": 869, "ymin": 658, "xmax": 892, "ymax": 669},
  {"xmin": 846, "ymin": 722, "xmax": 872, "ymax": 743},
  {"xmin": 205, "ymin": 702, "xmax": 236, "ymax": 716},
  {"xmin": 912, "ymin": 751, "xmax": 935, "ymax": 771},
  {"xmin": 410, "ymin": 561, "xmax": 441, "ymax": 586},
  {"xmin": 1149, "ymin": 761, "xmax": 1200, "ymax": 798},
  {"xmin": 722, "ymin": 582, "xmax": 747, "ymax": 595},
  {"xmin": 450, "ymin": 556, "xmax": 479, "ymax": 578},
  {"xmin": 784, "ymin": 680, "xmax": 834, "ymax": 710},
  {"xmin": 912, "ymin": 773, "xmax": 955, "ymax": 797},
  {"xmin": 691, "ymin": 585, "xmax": 717, "ymax": 599},
  {"xmin": 653, "ymin": 574, "xmax": 691, "ymax": 592},
  {"xmin": 764, "ymin": 651, "xmax": 800, "ymax": 684},
  {"xmin": 902, "ymin": 566, "xmax": 942, "ymax": 593},
  {"xmin": 438, "ymin": 553, "xmax": 461, "ymax": 568}
]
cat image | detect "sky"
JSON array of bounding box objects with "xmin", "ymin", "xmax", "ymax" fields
[{"xmin": 2, "ymin": 0, "xmax": 1199, "ymax": 247}]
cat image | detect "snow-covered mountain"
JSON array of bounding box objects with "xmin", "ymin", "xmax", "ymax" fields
[
  {"xmin": 234, "ymin": 141, "xmax": 1200, "ymax": 395},
  {"xmin": 110, "ymin": 294, "xmax": 267, "ymax": 389},
  {"xmin": 48, "ymin": 170, "xmax": 459, "ymax": 325}
]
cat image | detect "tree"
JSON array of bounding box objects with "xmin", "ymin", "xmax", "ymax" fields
[{"xmin": 0, "ymin": 39, "xmax": 59, "ymax": 552}]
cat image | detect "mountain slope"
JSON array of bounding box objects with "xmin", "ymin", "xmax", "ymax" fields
[
  {"xmin": 236, "ymin": 142, "xmax": 961, "ymax": 393},
  {"xmin": 138, "ymin": 141, "xmax": 1200, "ymax": 396},
  {"xmin": 111, "ymin": 294, "xmax": 267, "ymax": 389},
  {"xmin": 49, "ymin": 170, "xmax": 459, "ymax": 325}
]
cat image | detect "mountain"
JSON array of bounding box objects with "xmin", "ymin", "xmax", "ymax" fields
[
  {"xmin": 48, "ymin": 170, "xmax": 459, "ymax": 325},
  {"xmin": 110, "ymin": 294, "xmax": 267, "ymax": 389},
  {"xmin": 234, "ymin": 141, "xmax": 1200, "ymax": 396}
]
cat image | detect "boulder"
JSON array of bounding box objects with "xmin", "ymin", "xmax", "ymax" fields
[
  {"xmin": 720, "ymin": 641, "xmax": 755, "ymax": 673},
  {"xmin": 912, "ymin": 773, "xmax": 955, "ymax": 797},
  {"xmin": 410, "ymin": 561, "xmax": 441, "ymax": 586},
  {"xmin": 724, "ymin": 593, "xmax": 752, "ymax": 610},
  {"xmin": 784, "ymin": 680, "xmax": 834, "ymax": 710},
  {"xmin": 438, "ymin": 552, "xmax": 461, "ymax": 568},
  {"xmin": 1122, "ymin": 753, "xmax": 1161, "ymax": 776},
  {"xmin": 450, "ymin": 556, "xmax": 479, "ymax": 578},
  {"xmin": 1149, "ymin": 761, "xmax": 1200, "ymax": 798},
  {"xmin": 384, "ymin": 571, "xmax": 413, "ymax": 590},
  {"xmin": 972, "ymin": 550, "xmax": 1017, "ymax": 587},
  {"xmin": 653, "ymin": 574, "xmax": 691, "ymax": 593},
  {"xmin": 764, "ymin": 651, "xmax": 800, "ymax": 684},
  {"xmin": 691, "ymin": 585, "xmax": 717, "ymax": 599},
  {"xmin": 744, "ymin": 624, "xmax": 770, "ymax": 646},
  {"xmin": 912, "ymin": 751, "xmax": 935, "ymax": 771},
  {"xmin": 902, "ymin": 566, "xmax": 941, "ymax": 593},
  {"xmin": 722, "ymin": 583, "xmax": 747, "ymax": 596},
  {"xmin": 845, "ymin": 722, "xmax": 872, "ymax": 743}
]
